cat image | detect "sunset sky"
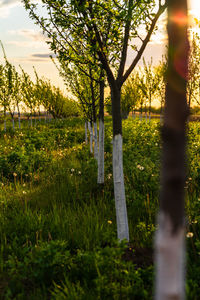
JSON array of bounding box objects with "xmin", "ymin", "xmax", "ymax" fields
[{"xmin": 0, "ymin": 0, "xmax": 199, "ymax": 94}]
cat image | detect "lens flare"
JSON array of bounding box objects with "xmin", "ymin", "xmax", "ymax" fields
[{"xmin": 171, "ymin": 12, "xmax": 188, "ymax": 25}]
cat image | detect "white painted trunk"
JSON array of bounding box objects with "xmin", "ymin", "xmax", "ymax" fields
[
  {"xmin": 113, "ymin": 134, "xmax": 129, "ymax": 241},
  {"xmin": 88, "ymin": 122, "xmax": 93, "ymax": 153},
  {"xmin": 18, "ymin": 117, "xmax": 21, "ymax": 129},
  {"xmin": 12, "ymin": 119, "xmax": 15, "ymax": 130},
  {"xmin": 155, "ymin": 213, "xmax": 185, "ymax": 300},
  {"xmin": 94, "ymin": 122, "xmax": 98, "ymax": 160},
  {"xmin": 98, "ymin": 119, "xmax": 104, "ymax": 184},
  {"xmin": 4, "ymin": 120, "xmax": 6, "ymax": 132},
  {"xmin": 85, "ymin": 122, "xmax": 88, "ymax": 144}
]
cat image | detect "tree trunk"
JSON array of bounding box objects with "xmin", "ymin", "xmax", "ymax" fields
[
  {"xmin": 88, "ymin": 121, "xmax": 93, "ymax": 153},
  {"xmin": 160, "ymin": 100, "xmax": 163, "ymax": 123},
  {"xmin": 18, "ymin": 116, "xmax": 21, "ymax": 129},
  {"xmin": 17, "ymin": 105, "xmax": 21, "ymax": 129},
  {"xmin": 111, "ymin": 84, "xmax": 129, "ymax": 241},
  {"xmin": 91, "ymin": 74, "xmax": 98, "ymax": 160},
  {"xmin": 98, "ymin": 77, "xmax": 104, "ymax": 184},
  {"xmin": 155, "ymin": 0, "xmax": 189, "ymax": 299},
  {"xmin": 4, "ymin": 108, "xmax": 6, "ymax": 132},
  {"xmin": 30, "ymin": 115, "xmax": 33, "ymax": 127},
  {"xmin": 140, "ymin": 104, "xmax": 143, "ymax": 120},
  {"xmin": 85, "ymin": 121, "xmax": 88, "ymax": 144},
  {"xmin": 93, "ymin": 122, "xmax": 98, "ymax": 160},
  {"xmin": 149, "ymin": 98, "xmax": 151, "ymax": 121},
  {"xmin": 12, "ymin": 118, "xmax": 15, "ymax": 131}
]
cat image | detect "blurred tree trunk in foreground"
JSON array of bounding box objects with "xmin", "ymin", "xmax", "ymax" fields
[{"xmin": 155, "ymin": 0, "xmax": 189, "ymax": 299}]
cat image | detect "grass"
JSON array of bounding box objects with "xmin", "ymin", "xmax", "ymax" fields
[{"xmin": 0, "ymin": 117, "xmax": 200, "ymax": 299}]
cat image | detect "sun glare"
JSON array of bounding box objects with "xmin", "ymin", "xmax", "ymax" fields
[
  {"xmin": 172, "ymin": 12, "xmax": 188, "ymax": 25},
  {"xmin": 189, "ymin": 0, "xmax": 200, "ymax": 20}
]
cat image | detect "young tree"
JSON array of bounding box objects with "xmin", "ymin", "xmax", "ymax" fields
[
  {"xmin": 155, "ymin": 57, "xmax": 167, "ymax": 119},
  {"xmin": 155, "ymin": 0, "xmax": 189, "ymax": 299},
  {"xmin": 139, "ymin": 58, "xmax": 159, "ymax": 121},
  {"xmin": 20, "ymin": 68, "xmax": 37, "ymax": 127},
  {"xmin": 23, "ymin": 0, "xmax": 167, "ymax": 241},
  {"xmin": 187, "ymin": 32, "xmax": 200, "ymax": 109},
  {"xmin": 120, "ymin": 72, "xmax": 140, "ymax": 119},
  {"xmin": 53, "ymin": 56, "xmax": 106, "ymax": 183}
]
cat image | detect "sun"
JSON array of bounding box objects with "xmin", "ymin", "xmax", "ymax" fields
[{"xmin": 189, "ymin": 0, "xmax": 200, "ymax": 21}]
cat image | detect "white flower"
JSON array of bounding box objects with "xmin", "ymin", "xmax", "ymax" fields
[
  {"xmin": 192, "ymin": 220, "xmax": 197, "ymax": 224},
  {"xmin": 108, "ymin": 173, "xmax": 112, "ymax": 179},
  {"xmin": 78, "ymin": 171, "xmax": 81, "ymax": 175},
  {"xmin": 71, "ymin": 168, "xmax": 75, "ymax": 172},
  {"xmin": 137, "ymin": 164, "xmax": 144, "ymax": 171},
  {"xmin": 186, "ymin": 232, "xmax": 193, "ymax": 238}
]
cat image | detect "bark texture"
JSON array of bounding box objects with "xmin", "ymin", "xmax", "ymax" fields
[
  {"xmin": 113, "ymin": 134, "xmax": 129, "ymax": 241},
  {"xmin": 88, "ymin": 121, "xmax": 93, "ymax": 153},
  {"xmin": 12, "ymin": 119, "xmax": 15, "ymax": 130},
  {"xmin": 110, "ymin": 85, "xmax": 129, "ymax": 241},
  {"xmin": 98, "ymin": 119, "xmax": 104, "ymax": 184},
  {"xmin": 85, "ymin": 121, "xmax": 88, "ymax": 144},
  {"xmin": 98, "ymin": 76, "xmax": 105, "ymax": 184},
  {"xmin": 94, "ymin": 122, "xmax": 98, "ymax": 160},
  {"xmin": 18, "ymin": 117, "xmax": 21, "ymax": 129},
  {"xmin": 155, "ymin": 0, "xmax": 189, "ymax": 299}
]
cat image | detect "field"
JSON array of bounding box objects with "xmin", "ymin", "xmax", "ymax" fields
[{"xmin": 0, "ymin": 117, "xmax": 200, "ymax": 299}]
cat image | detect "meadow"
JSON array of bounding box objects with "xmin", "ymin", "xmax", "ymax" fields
[{"xmin": 0, "ymin": 117, "xmax": 200, "ymax": 299}]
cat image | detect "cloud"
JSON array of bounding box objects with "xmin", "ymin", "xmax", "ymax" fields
[
  {"xmin": 0, "ymin": 0, "xmax": 21, "ymax": 18},
  {"xmin": 7, "ymin": 29, "xmax": 50, "ymax": 49},
  {"xmin": 32, "ymin": 53, "xmax": 57, "ymax": 58},
  {"xmin": 8, "ymin": 29, "xmax": 48, "ymax": 42},
  {"xmin": 7, "ymin": 40, "xmax": 49, "ymax": 49},
  {"xmin": 0, "ymin": 0, "xmax": 20, "ymax": 6}
]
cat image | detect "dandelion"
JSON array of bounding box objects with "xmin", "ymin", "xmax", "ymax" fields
[
  {"xmin": 137, "ymin": 164, "xmax": 144, "ymax": 171},
  {"xmin": 13, "ymin": 173, "xmax": 17, "ymax": 177},
  {"xmin": 22, "ymin": 191, "xmax": 27, "ymax": 194},
  {"xmin": 192, "ymin": 220, "xmax": 197, "ymax": 224},
  {"xmin": 107, "ymin": 220, "xmax": 112, "ymax": 224},
  {"xmin": 186, "ymin": 232, "xmax": 193, "ymax": 238}
]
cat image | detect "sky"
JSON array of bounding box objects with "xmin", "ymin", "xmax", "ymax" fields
[{"xmin": 0, "ymin": 0, "xmax": 199, "ymax": 94}]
